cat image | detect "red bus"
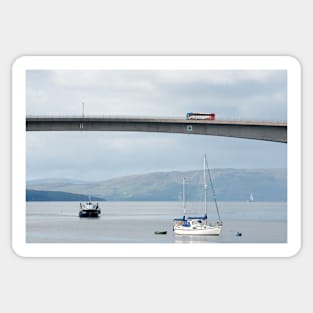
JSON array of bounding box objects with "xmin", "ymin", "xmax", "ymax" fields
[{"xmin": 186, "ymin": 112, "xmax": 215, "ymax": 120}]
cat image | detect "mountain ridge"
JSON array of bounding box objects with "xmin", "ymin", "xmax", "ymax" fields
[
  {"xmin": 26, "ymin": 189, "xmax": 105, "ymax": 201},
  {"xmin": 27, "ymin": 168, "xmax": 287, "ymax": 201}
]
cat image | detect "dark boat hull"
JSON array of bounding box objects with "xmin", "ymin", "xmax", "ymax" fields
[
  {"xmin": 154, "ymin": 231, "xmax": 167, "ymax": 235},
  {"xmin": 79, "ymin": 210, "xmax": 101, "ymax": 218}
]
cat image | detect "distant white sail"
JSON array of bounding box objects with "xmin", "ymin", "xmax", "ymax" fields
[{"xmin": 249, "ymin": 192, "xmax": 254, "ymax": 201}]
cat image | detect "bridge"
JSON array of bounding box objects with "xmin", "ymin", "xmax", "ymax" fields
[{"xmin": 26, "ymin": 116, "xmax": 287, "ymax": 143}]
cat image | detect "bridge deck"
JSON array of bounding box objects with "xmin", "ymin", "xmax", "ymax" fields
[{"xmin": 26, "ymin": 116, "xmax": 287, "ymax": 143}]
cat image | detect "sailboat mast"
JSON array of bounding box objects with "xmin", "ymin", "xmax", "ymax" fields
[
  {"xmin": 182, "ymin": 177, "xmax": 186, "ymax": 216},
  {"xmin": 205, "ymin": 156, "xmax": 222, "ymax": 222},
  {"xmin": 204, "ymin": 155, "xmax": 207, "ymax": 218}
]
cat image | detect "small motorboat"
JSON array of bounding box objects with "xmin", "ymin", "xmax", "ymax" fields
[
  {"xmin": 79, "ymin": 197, "xmax": 101, "ymax": 218},
  {"xmin": 154, "ymin": 231, "xmax": 167, "ymax": 235}
]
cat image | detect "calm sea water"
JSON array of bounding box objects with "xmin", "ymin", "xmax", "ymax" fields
[{"xmin": 26, "ymin": 201, "xmax": 287, "ymax": 243}]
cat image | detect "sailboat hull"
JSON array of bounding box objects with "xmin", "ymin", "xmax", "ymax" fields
[{"xmin": 174, "ymin": 225, "xmax": 222, "ymax": 236}]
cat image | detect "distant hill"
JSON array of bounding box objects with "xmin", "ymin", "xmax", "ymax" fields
[
  {"xmin": 27, "ymin": 168, "xmax": 287, "ymax": 201},
  {"xmin": 26, "ymin": 189, "xmax": 105, "ymax": 202}
]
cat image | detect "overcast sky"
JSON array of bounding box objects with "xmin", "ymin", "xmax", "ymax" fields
[{"xmin": 26, "ymin": 70, "xmax": 287, "ymax": 181}]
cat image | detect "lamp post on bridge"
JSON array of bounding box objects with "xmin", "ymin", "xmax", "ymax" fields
[{"xmin": 80, "ymin": 102, "xmax": 85, "ymax": 129}]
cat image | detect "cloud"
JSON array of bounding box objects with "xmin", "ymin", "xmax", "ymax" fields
[
  {"xmin": 26, "ymin": 69, "xmax": 286, "ymax": 118},
  {"xmin": 26, "ymin": 131, "xmax": 287, "ymax": 181},
  {"xmin": 154, "ymin": 70, "xmax": 282, "ymax": 85}
]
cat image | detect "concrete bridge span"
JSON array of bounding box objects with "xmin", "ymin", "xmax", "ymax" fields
[{"xmin": 26, "ymin": 116, "xmax": 287, "ymax": 143}]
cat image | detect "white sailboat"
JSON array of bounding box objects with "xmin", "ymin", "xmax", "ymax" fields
[
  {"xmin": 173, "ymin": 155, "xmax": 222, "ymax": 236},
  {"xmin": 248, "ymin": 192, "xmax": 254, "ymax": 202}
]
